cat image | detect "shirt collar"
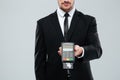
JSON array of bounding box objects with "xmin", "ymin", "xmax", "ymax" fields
[{"xmin": 57, "ymin": 6, "xmax": 76, "ymax": 17}]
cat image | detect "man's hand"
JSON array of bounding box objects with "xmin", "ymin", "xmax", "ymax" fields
[{"xmin": 58, "ymin": 45, "xmax": 83, "ymax": 57}]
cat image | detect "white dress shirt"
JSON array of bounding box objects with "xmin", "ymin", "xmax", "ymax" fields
[
  {"xmin": 57, "ymin": 7, "xmax": 84, "ymax": 58},
  {"xmin": 57, "ymin": 7, "xmax": 75, "ymax": 35}
]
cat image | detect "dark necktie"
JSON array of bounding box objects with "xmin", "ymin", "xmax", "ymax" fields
[{"xmin": 64, "ymin": 13, "xmax": 69, "ymax": 41}]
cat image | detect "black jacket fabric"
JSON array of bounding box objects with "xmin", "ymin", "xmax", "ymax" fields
[{"xmin": 35, "ymin": 10, "xmax": 102, "ymax": 80}]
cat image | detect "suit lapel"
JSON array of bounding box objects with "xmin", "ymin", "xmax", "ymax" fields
[
  {"xmin": 51, "ymin": 12, "xmax": 64, "ymax": 42},
  {"xmin": 50, "ymin": 10, "xmax": 83, "ymax": 42},
  {"xmin": 67, "ymin": 10, "xmax": 79, "ymax": 41}
]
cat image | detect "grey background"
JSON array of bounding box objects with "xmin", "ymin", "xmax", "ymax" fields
[{"xmin": 0, "ymin": 0, "xmax": 120, "ymax": 80}]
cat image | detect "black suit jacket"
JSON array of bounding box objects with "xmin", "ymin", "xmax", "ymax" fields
[{"xmin": 35, "ymin": 10, "xmax": 102, "ymax": 80}]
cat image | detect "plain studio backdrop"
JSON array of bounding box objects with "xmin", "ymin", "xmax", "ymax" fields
[{"xmin": 0, "ymin": 0, "xmax": 120, "ymax": 80}]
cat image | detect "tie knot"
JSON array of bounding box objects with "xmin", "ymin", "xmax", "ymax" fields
[{"xmin": 64, "ymin": 13, "xmax": 69, "ymax": 17}]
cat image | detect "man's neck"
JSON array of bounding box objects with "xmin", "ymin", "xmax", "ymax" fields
[{"xmin": 57, "ymin": 6, "xmax": 76, "ymax": 17}]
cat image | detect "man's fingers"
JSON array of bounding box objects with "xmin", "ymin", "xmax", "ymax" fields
[
  {"xmin": 74, "ymin": 45, "xmax": 83, "ymax": 57},
  {"xmin": 59, "ymin": 47, "xmax": 62, "ymax": 50},
  {"xmin": 58, "ymin": 47, "xmax": 62, "ymax": 56},
  {"xmin": 74, "ymin": 45, "xmax": 80, "ymax": 51}
]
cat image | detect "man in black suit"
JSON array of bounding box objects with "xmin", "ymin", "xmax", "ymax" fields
[{"xmin": 34, "ymin": 0, "xmax": 102, "ymax": 80}]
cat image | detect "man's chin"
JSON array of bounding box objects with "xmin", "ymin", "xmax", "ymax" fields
[{"xmin": 61, "ymin": 7, "xmax": 71, "ymax": 12}]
